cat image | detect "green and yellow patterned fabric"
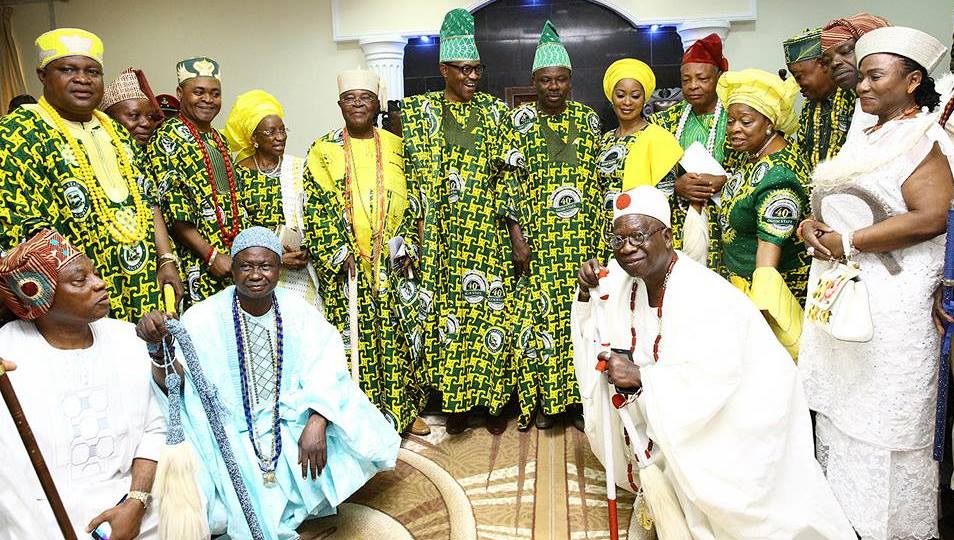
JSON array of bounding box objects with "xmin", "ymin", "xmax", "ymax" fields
[
  {"xmin": 650, "ymin": 100, "xmax": 734, "ymax": 269},
  {"xmin": 439, "ymin": 8, "xmax": 480, "ymax": 63},
  {"xmin": 237, "ymin": 165, "xmax": 284, "ymax": 231},
  {"xmin": 505, "ymin": 101, "xmax": 602, "ymax": 428},
  {"xmin": 719, "ymin": 145, "xmax": 811, "ymax": 300},
  {"xmin": 793, "ymin": 86, "xmax": 856, "ymax": 170},
  {"xmin": 400, "ymin": 91, "xmax": 519, "ymax": 415},
  {"xmin": 301, "ymin": 127, "xmax": 425, "ymax": 431},
  {"xmin": 148, "ymin": 116, "xmax": 246, "ymax": 304},
  {"xmin": 0, "ymin": 105, "xmax": 159, "ymax": 321},
  {"xmin": 783, "ymin": 28, "xmax": 822, "ymax": 64}
]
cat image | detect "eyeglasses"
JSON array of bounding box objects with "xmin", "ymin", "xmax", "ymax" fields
[
  {"xmin": 255, "ymin": 127, "xmax": 288, "ymax": 137},
  {"xmin": 608, "ymin": 226, "xmax": 666, "ymax": 250},
  {"xmin": 339, "ymin": 94, "xmax": 377, "ymax": 106},
  {"xmin": 444, "ymin": 63, "xmax": 486, "ymax": 77}
]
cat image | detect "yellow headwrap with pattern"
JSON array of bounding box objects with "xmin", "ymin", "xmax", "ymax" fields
[
  {"xmin": 35, "ymin": 28, "xmax": 103, "ymax": 68},
  {"xmin": 224, "ymin": 90, "xmax": 284, "ymax": 162},
  {"xmin": 602, "ymin": 58, "xmax": 656, "ymax": 103},
  {"xmin": 716, "ymin": 69, "xmax": 800, "ymax": 135}
]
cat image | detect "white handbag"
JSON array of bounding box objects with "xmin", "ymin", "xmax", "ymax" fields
[{"xmin": 804, "ymin": 234, "xmax": 873, "ymax": 342}]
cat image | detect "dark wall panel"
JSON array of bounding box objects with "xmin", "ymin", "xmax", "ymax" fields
[{"xmin": 403, "ymin": 0, "xmax": 683, "ymax": 128}]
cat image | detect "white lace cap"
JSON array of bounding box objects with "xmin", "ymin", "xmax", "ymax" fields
[{"xmin": 855, "ymin": 26, "xmax": 947, "ymax": 72}]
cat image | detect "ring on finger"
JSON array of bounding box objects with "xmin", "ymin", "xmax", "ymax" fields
[{"xmin": 807, "ymin": 246, "xmax": 815, "ymax": 256}]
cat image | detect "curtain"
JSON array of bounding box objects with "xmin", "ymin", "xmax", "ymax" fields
[{"xmin": 0, "ymin": 6, "xmax": 29, "ymax": 113}]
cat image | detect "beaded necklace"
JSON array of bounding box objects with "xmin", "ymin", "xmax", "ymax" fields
[
  {"xmin": 809, "ymin": 87, "xmax": 852, "ymax": 165},
  {"xmin": 38, "ymin": 97, "xmax": 150, "ymax": 244},
  {"xmin": 674, "ymin": 99, "xmax": 723, "ymax": 156},
  {"xmin": 181, "ymin": 117, "xmax": 241, "ymax": 247},
  {"xmin": 617, "ymin": 253, "xmax": 677, "ymax": 512},
  {"xmin": 342, "ymin": 128, "xmax": 387, "ymax": 273},
  {"xmin": 232, "ymin": 291, "xmax": 284, "ymax": 486}
]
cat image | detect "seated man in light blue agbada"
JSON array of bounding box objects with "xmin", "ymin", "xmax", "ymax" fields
[{"xmin": 137, "ymin": 226, "xmax": 400, "ymax": 540}]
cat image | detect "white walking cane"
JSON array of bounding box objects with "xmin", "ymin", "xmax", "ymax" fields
[
  {"xmin": 347, "ymin": 267, "xmax": 360, "ymax": 384},
  {"xmin": 591, "ymin": 270, "xmax": 691, "ymax": 540}
]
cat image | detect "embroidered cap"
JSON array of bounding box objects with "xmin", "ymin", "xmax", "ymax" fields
[
  {"xmin": 0, "ymin": 229, "xmax": 83, "ymax": 320},
  {"xmin": 231, "ymin": 226, "xmax": 283, "ymax": 259}
]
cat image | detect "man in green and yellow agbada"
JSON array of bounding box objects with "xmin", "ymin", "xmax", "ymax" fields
[
  {"xmin": 504, "ymin": 21, "xmax": 602, "ymax": 430},
  {"xmin": 0, "ymin": 28, "xmax": 161, "ymax": 322},
  {"xmin": 784, "ymin": 28, "xmax": 853, "ymax": 170},
  {"xmin": 302, "ymin": 69, "xmax": 429, "ymax": 436},
  {"xmin": 148, "ymin": 56, "xmax": 245, "ymax": 306},
  {"xmin": 649, "ymin": 32, "xmax": 734, "ymax": 270},
  {"xmin": 400, "ymin": 8, "xmax": 525, "ymax": 435}
]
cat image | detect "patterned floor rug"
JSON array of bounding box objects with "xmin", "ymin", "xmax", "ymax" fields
[{"xmin": 299, "ymin": 415, "xmax": 645, "ymax": 539}]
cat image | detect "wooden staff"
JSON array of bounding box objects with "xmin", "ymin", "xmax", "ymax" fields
[{"xmin": 0, "ymin": 359, "xmax": 77, "ymax": 540}]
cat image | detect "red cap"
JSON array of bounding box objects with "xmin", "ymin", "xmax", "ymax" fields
[{"xmin": 682, "ymin": 33, "xmax": 729, "ymax": 72}]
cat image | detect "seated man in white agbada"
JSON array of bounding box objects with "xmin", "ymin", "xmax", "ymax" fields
[
  {"xmin": 0, "ymin": 229, "xmax": 165, "ymax": 540},
  {"xmin": 572, "ymin": 186, "xmax": 854, "ymax": 539}
]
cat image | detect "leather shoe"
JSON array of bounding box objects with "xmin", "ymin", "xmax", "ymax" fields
[
  {"xmin": 445, "ymin": 412, "xmax": 468, "ymax": 434},
  {"xmin": 408, "ymin": 416, "xmax": 431, "ymax": 436},
  {"xmin": 486, "ymin": 413, "xmax": 508, "ymax": 435},
  {"xmin": 535, "ymin": 409, "xmax": 556, "ymax": 430}
]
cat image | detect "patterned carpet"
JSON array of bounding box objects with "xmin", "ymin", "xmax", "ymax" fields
[{"xmin": 298, "ymin": 415, "xmax": 642, "ymax": 539}]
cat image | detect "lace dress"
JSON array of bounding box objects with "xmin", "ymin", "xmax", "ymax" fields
[{"xmin": 798, "ymin": 114, "xmax": 953, "ymax": 540}]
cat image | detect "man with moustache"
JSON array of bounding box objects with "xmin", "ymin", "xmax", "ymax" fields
[
  {"xmin": 784, "ymin": 28, "xmax": 853, "ymax": 169},
  {"xmin": 302, "ymin": 70, "xmax": 430, "ymax": 436},
  {"xmin": 400, "ymin": 8, "xmax": 524, "ymax": 434},
  {"xmin": 505, "ymin": 20, "xmax": 602, "ymax": 430},
  {"xmin": 149, "ymin": 57, "xmax": 246, "ymax": 305},
  {"xmin": 102, "ymin": 67, "xmax": 185, "ymax": 307},
  {"xmin": 0, "ymin": 28, "xmax": 161, "ymax": 322},
  {"xmin": 819, "ymin": 13, "xmax": 892, "ymax": 139},
  {"xmin": 572, "ymin": 186, "xmax": 854, "ymax": 538},
  {"xmin": 650, "ymin": 33, "xmax": 734, "ymax": 269}
]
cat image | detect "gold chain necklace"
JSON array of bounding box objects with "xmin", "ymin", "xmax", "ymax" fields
[{"xmin": 39, "ymin": 97, "xmax": 149, "ymax": 244}]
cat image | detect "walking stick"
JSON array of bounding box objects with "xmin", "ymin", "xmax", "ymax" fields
[
  {"xmin": 0, "ymin": 359, "xmax": 78, "ymax": 539},
  {"xmin": 933, "ymin": 198, "xmax": 954, "ymax": 461},
  {"xmin": 347, "ymin": 267, "xmax": 360, "ymax": 384},
  {"xmin": 590, "ymin": 267, "xmax": 619, "ymax": 540},
  {"xmin": 590, "ymin": 269, "xmax": 691, "ymax": 540}
]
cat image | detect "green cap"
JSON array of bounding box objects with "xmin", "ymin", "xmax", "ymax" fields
[
  {"xmin": 176, "ymin": 56, "xmax": 221, "ymax": 84},
  {"xmin": 439, "ymin": 8, "xmax": 480, "ymax": 62},
  {"xmin": 783, "ymin": 28, "xmax": 822, "ymax": 64},
  {"xmin": 532, "ymin": 20, "xmax": 571, "ymax": 73}
]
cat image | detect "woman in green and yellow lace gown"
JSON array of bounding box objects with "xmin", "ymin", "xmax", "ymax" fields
[{"xmin": 717, "ymin": 69, "xmax": 812, "ymax": 359}]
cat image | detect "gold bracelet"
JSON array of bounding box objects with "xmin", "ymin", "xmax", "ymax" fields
[
  {"xmin": 158, "ymin": 258, "xmax": 178, "ymax": 270},
  {"xmin": 158, "ymin": 252, "xmax": 180, "ymax": 265}
]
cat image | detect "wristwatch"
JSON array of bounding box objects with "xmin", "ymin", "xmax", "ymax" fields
[{"xmin": 126, "ymin": 490, "xmax": 151, "ymax": 510}]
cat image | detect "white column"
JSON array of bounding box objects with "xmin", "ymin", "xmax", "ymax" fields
[
  {"xmin": 359, "ymin": 35, "xmax": 408, "ymax": 102},
  {"xmin": 675, "ymin": 19, "xmax": 731, "ymax": 51}
]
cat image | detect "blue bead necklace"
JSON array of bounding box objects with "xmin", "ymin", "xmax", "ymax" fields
[{"xmin": 232, "ymin": 290, "xmax": 284, "ymax": 486}]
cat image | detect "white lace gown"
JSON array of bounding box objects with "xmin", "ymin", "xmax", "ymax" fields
[{"xmin": 799, "ymin": 113, "xmax": 954, "ymax": 540}]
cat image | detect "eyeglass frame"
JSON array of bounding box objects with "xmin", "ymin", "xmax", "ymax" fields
[
  {"xmin": 254, "ymin": 127, "xmax": 289, "ymax": 138},
  {"xmin": 338, "ymin": 93, "xmax": 378, "ymax": 106},
  {"xmin": 608, "ymin": 225, "xmax": 667, "ymax": 250},
  {"xmin": 442, "ymin": 62, "xmax": 487, "ymax": 77}
]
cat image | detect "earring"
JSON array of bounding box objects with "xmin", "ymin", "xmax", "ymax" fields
[
  {"xmin": 766, "ymin": 129, "xmax": 772, "ymax": 135},
  {"xmin": 254, "ymin": 142, "xmax": 259, "ymax": 148}
]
